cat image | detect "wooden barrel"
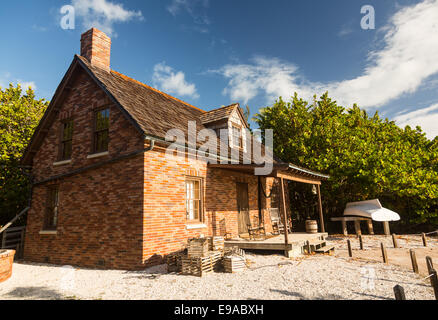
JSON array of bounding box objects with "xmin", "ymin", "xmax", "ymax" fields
[{"xmin": 305, "ymin": 220, "xmax": 318, "ymax": 234}]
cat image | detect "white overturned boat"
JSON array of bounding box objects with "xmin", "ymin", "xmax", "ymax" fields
[{"xmin": 343, "ymin": 199, "xmax": 400, "ymax": 222}]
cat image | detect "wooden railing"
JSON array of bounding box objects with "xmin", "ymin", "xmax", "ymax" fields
[
  {"xmin": 1, "ymin": 226, "xmax": 26, "ymax": 258},
  {"xmin": 0, "ymin": 207, "xmax": 30, "ymax": 259}
]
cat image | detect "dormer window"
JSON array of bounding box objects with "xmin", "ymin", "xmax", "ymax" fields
[{"xmin": 232, "ymin": 124, "xmax": 242, "ymax": 149}]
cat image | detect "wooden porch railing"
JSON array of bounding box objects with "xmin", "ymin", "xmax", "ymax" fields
[
  {"xmin": 0, "ymin": 207, "xmax": 29, "ymax": 259},
  {"xmin": 1, "ymin": 226, "xmax": 26, "ymax": 258}
]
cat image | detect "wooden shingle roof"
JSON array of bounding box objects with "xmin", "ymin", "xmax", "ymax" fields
[
  {"xmin": 199, "ymin": 104, "xmax": 238, "ymax": 125},
  {"xmin": 22, "ymin": 55, "xmax": 329, "ymax": 180},
  {"xmin": 77, "ymin": 55, "xmax": 207, "ymax": 143}
]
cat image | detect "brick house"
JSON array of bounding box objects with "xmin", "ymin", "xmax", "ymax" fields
[{"xmin": 21, "ymin": 28, "xmax": 329, "ymax": 270}]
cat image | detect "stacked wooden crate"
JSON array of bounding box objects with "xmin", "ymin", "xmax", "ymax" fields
[
  {"xmin": 181, "ymin": 251, "xmax": 223, "ymax": 277},
  {"xmin": 223, "ymin": 256, "xmax": 246, "ymax": 273},
  {"xmin": 187, "ymin": 238, "xmax": 209, "ymax": 258},
  {"xmin": 223, "ymin": 247, "xmax": 246, "ymax": 273},
  {"xmin": 166, "ymin": 251, "xmax": 184, "ymax": 273},
  {"xmin": 209, "ymin": 236, "xmax": 225, "ymax": 251}
]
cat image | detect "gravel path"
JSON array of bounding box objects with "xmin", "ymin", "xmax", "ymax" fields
[{"xmin": 0, "ymin": 251, "xmax": 434, "ymax": 300}]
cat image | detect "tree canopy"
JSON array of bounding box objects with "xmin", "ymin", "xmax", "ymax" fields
[
  {"xmin": 254, "ymin": 93, "xmax": 438, "ymax": 232},
  {"xmin": 0, "ymin": 84, "xmax": 48, "ymax": 225}
]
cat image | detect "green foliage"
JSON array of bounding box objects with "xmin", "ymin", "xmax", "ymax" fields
[
  {"xmin": 254, "ymin": 92, "xmax": 438, "ymax": 231},
  {"xmin": 0, "ymin": 84, "xmax": 48, "ymax": 225}
]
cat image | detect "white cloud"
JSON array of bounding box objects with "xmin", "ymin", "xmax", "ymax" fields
[
  {"xmin": 72, "ymin": 0, "xmax": 143, "ymax": 36},
  {"xmin": 0, "ymin": 73, "xmax": 36, "ymax": 91},
  {"xmin": 215, "ymin": 0, "xmax": 438, "ymax": 109},
  {"xmin": 393, "ymin": 103, "xmax": 438, "ymax": 139},
  {"xmin": 167, "ymin": 0, "xmax": 210, "ymax": 26},
  {"xmin": 213, "ymin": 56, "xmax": 313, "ymax": 105},
  {"xmin": 17, "ymin": 81, "xmax": 37, "ymax": 90},
  {"xmin": 152, "ymin": 62, "xmax": 199, "ymax": 99}
]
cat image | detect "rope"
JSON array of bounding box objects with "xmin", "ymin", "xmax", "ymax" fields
[
  {"xmin": 423, "ymin": 273, "xmax": 434, "ymax": 281},
  {"xmin": 259, "ymin": 179, "xmax": 274, "ymax": 199},
  {"xmin": 409, "ymin": 230, "xmax": 438, "ymax": 236}
]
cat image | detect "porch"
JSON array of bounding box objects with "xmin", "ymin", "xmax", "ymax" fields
[
  {"xmin": 225, "ymin": 232, "xmax": 329, "ymax": 257},
  {"xmin": 209, "ymin": 162, "xmax": 330, "ymax": 257}
]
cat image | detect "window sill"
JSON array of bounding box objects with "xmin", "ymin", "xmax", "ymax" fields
[
  {"xmin": 39, "ymin": 230, "xmax": 57, "ymax": 235},
  {"xmin": 53, "ymin": 159, "xmax": 72, "ymax": 166},
  {"xmin": 186, "ymin": 223, "xmax": 207, "ymax": 230},
  {"xmin": 87, "ymin": 151, "xmax": 109, "ymax": 159}
]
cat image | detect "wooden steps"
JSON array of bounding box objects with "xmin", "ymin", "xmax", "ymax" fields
[
  {"xmin": 305, "ymin": 240, "xmax": 335, "ymax": 255},
  {"xmin": 315, "ymin": 245, "xmax": 335, "ymax": 255}
]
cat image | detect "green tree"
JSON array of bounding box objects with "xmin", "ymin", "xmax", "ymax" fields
[
  {"xmin": 0, "ymin": 84, "xmax": 48, "ymax": 225},
  {"xmin": 254, "ymin": 93, "xmax": 438, "ymax": 232}
]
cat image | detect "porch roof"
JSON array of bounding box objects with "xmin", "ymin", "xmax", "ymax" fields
[{"xmin": 208, "ymin": 163, "xmax": 330, "ymax": 185}]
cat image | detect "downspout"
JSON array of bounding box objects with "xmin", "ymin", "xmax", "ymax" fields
[
  {"xmin": 258, "ymin": 176, "xmax": 263, "ymax": 224},
  {"xmin": 145, "ymin": 137, "xmax": 155, "ymax": 151}
]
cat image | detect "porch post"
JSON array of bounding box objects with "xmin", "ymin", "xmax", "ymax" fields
[
  {"xmin": 280, "ymin": 178, "xmax": 289, "ymax": 249},
  {"xmin": 316, "ymin": 184, "xmax": 325, "ymax": 233}
]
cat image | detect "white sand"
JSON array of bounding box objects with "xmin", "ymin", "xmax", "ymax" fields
[{"xmin": 0, "ymin": 249, "xmax": 435, "ymax": 300}]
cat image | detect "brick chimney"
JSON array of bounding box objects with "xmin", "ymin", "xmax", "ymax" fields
[{"xmin": 80, "ymin": 28, "xmax": 111, "ymax": 71}]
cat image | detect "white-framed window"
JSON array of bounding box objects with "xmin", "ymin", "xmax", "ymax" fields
[
  {"xmin": 185, "ymin": 178, "xmax": 203, "ymax": 222},
  {"xmin": 231, "ymin": 125, "xmax": 242, "ymax": 148}
]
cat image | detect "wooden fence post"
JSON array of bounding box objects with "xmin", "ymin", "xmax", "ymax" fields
[
  {"xmin": 426, "ymin": 256, "xmax": 434, "ymax": 275},
  {"xmin": 306, "ymin": 240, "xmax": 311, "ymax": 255},
  {"xmin": 381, "ymin": 243, "xmax": 388, "ymax": 264},
  {"xmin": 393, "ymin": 285, "xmax": 406, "ymax": 300},
  {"xmin": 392, "ymin": 234, "xmax": 398, "ymax": 248},
  {"xmin": 410, "ymin": 249, "xmax": 419, "ymax": 274},
  {"xmin": 347, "ymin": 239, "xmax": 352, "ymax": 257},
  {"xmin": 359, "ymin": 235, "xmax": 364, "ymax": 250},
  {"xmin": 422, "ymin": 233, "xmax": 428, "ymax": 247},
  {"xmin": 429, "ymin": 269, "xmax": 438, "ymax": 300}
]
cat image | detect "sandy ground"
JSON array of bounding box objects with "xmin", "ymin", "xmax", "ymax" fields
[
  {"xmin": 0, "ymin": 235, "xmax": 436, "ymax": 300},
  {"xmin": 330, "ymin": 234, "xmax": 438, "ymax": 276}
]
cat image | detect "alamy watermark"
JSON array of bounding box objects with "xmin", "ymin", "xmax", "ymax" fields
[
  {"xmin": 361, "ymin": 5, "xmax": 375, "ymax": 30},
  {"xmin": 60, "ymin": 5, "xmax": 75, "ymax": 30},
  {"xmin": 59, "ymin": 265, "xmax": 76, "ymax": 293},
  {"xmin": 360, "ymin": 266, "xmax": 376, "ymax": 291},
  {"xmin": 164, "ymin": 122, "xmax": 274, "ymax": 176}
]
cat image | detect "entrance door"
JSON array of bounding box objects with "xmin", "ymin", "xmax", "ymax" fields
[{"xmin": 236, "ymin": 182, "xmax": 250, "ymax": 234}]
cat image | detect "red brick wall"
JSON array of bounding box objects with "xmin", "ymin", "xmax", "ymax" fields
[
  {"xmin": 31, "ymin": 71, "xmax": 143, "ymax": 183},
  {"xmin": 24, "ymin": 68, "xmax": 145, "ymax": 270},
  {"xmin": 141, "ymin": 146, "xmax": 275, "ymax": 266},
  {"xmin": 23, "ymin": 67, "xmax": 279, "ymax": 270}
]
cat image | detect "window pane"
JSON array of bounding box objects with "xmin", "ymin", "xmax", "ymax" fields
[
  {"xmin": 96, "ymin": 109, "xmax": 110, "ymax": 131},
  {"xmin": 63, "ymin": 121, "xmax": 73, "ymax": 141},
  {"xmin": 62, "ymin": 140, "xmax": 72, "ymax": 159},
  {"xmin": 193, "ymin": 181, "xmax": 200, "ymax": 199},
  {"xmin": 45, "ymin": 187, "xmax": 59, "ymax": 230},
  {"xmin": 232, "ymin": 126, "xmax": 241, "ymax": 147},
  {"xmin": 185, "ymin": 180, "xmax": 202, "ymax": 221},
  {"xmin": 95, "ymin": 130, "xmax": 108, "ymax": 152}
]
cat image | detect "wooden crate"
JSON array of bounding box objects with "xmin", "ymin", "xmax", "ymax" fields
[
  {"xmin": 166, "ymin": 251, "xmax": 184, "ymax": 273},
  {"xmin": 224, "ymin": 246, "xmax": 245, "ymax": 258},
  {"xmin": 181, "ymin": 251, "xmax": 223, "ymax": 277},
  {"xmin": 187, "ymin": 238, "xmax": 209, "ymax": 258},
  {"xmin": 209, "ymin": 236, "xmax": 225, "ymax": 251},
  {"xmin": 223, "ymin": 256, "xmax": 246, "ymax": 273}
]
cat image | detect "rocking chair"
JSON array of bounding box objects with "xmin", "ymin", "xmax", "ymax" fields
[
  {"xmin": 269, "ymin": 208, "xmax": 291, "ymax": 235},
  {"xmin": 247, "ymin": 218, "xmax": 266, "ymax": 240}
]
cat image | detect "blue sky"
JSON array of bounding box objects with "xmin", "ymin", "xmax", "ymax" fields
[{"xmin": 1, "ymin": 0, "xmax": 438, "ymax": 139}]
